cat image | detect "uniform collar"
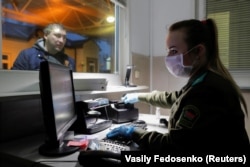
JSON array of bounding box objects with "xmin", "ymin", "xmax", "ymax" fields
[{"xmin": 184, "ymin": 70, "xmax": 208, "ymax": 90}]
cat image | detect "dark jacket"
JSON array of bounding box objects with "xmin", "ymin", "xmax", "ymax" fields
[
  {"xmin": 11, "ymin": 38, "xmax": 76, "ymax": 71},
  {"xmin": 134, "ymin": 70, "xmax": 249, "ymax": 152}
]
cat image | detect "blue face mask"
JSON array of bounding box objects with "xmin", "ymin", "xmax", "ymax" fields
[{"xmin": 165, "ymin": 53, "xmax": 192, "ymax": 78}]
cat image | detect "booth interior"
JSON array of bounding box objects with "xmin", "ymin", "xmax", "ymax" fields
[{"xmin": 0, "ymin": 62, "xmax": 168, "ymax": 167}]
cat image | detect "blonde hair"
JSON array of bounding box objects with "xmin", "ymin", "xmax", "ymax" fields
[{"xmin": 43, "ymin": 23, "xmax": 66, "ymax": 35}]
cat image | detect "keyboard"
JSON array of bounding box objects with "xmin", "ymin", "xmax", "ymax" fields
[
  {"xmin": 88, "ymin": 138, "xmax": 130, "ymax": 153},
  {"xmin": 102, "ymin": 120, "xmax": 147, "ymax": 146},
  {"xmin": 86, "ymin": 120, "xmax": 112, "ymax": 134},
  {"xmin": 127, "ymin": 120, "xmax": 147, "ymax": 129},
  {"xmin": 99, "ymin": 139, "xmax": 130, "ymax": 153}
]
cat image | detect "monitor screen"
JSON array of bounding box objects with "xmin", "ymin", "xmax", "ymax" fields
[
  {"xmin": 39, "ymin": 61, "xmax": 79, "ymax": 156},
  {"xmin": 124, "ymin": 65, "xmax": 137, "ymax": 87},
  {"xmin": 124, "ymin": 67, "xmax": 132, "ymax": 86}
]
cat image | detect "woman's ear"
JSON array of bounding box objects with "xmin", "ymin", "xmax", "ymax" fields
[{"xmin": 195, "ymin": 44, "xmax": 206, "ymax": 59}]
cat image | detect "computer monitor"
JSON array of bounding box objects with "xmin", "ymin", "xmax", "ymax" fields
[
  {"xmin": 124, "ymin": 65, "xmax": 137, "ymax": 87},
  {"xmin": 39, "ymin": 61, "xmax": 79, "ymax": 156}
]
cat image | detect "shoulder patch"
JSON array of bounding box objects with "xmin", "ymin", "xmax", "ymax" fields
[{"xmin": 177, "ymin": 105, "xmax": 200, "ymax": 128}]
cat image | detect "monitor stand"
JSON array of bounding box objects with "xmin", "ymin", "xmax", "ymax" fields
[
  {"xmin": 125, "ymin": 84, "xmax": 137, "ymax": 87},
  {"xmin": 39, "ymin": 141, "xmax": 79, "ymax": 157},
  {"xmin": 124, "ymin": 80, "xmax": 137, "ymax": 87}
]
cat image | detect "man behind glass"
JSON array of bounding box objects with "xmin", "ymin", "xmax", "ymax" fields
[{"xmin": 12, "ymin": 23, "xmax": 76, "ymax": 71}]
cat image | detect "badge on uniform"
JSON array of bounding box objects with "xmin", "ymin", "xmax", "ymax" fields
[{"xmin": 177, "ymin": 105, "xmax": 200, "ymax": 128}]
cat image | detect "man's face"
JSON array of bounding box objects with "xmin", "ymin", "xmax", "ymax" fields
[{"xmin": 44, "ymin": 27, "xmax": 67, "ymax": 54}]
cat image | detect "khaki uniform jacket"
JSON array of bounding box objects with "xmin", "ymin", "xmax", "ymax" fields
[{"xmin": 132, "ymin": 70, "xmax": 249, "ymax": 151}]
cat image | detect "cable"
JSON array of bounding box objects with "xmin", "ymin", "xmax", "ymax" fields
[{"xmin": 104, "ymin": 105, "xmax": 110, "ymax": 120}]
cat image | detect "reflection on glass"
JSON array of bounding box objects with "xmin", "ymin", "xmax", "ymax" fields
[{"xmin": 1, "ymin": 0, "xmax": 116, "ymax": 73}]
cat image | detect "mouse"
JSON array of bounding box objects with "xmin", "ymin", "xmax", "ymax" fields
[
  {"xmin": 160, "ymin": 118, "xmax": 168, "ymax": 127},
  {"xmin": 133, "ymin": 120, "xmax": 146, "ymax": 124},
  {"xmin": 87, "ymin": 110, "xmax": 101, "ymax": 116}
]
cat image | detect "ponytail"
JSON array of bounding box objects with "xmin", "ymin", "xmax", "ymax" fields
[{"xmin": 205, "ymin": 19, "xmax": 248, "ymax": 116}]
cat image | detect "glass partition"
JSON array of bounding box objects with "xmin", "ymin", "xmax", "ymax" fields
[{"xmin": 1, "ymin": 0, "xmax": 125, "ymax": 73}]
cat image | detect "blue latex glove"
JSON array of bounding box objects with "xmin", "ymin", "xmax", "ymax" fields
[
  {"xmin": 106, "ymin": 125, "xmax": 135, "ymax": 139},
  {"xmin": 121, "ymin": 93, "xmax": 139, "ymax": 104}
]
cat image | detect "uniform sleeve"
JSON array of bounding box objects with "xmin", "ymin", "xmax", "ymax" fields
[
  {"xmin": 137, "ymin": 90, "xmax": 182, "ymax": 108},
  {"xmin": 132, "ymin": 128, "xmax": 176, "ymax": 151},
  {"xmin": 132, "ymin": 80, "xmax": 247, "ymax": 151},
  {"xmin": 131, "ymin": 86, "xmax": 220, "ymax": 151}
]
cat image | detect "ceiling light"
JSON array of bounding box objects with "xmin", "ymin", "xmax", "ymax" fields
[{"xmin": 106, "ymin": 16, "xmax": 115, "ymax": 23}]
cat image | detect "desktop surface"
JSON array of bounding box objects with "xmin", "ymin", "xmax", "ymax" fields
[{"xmin": 0, "ymin": 114, "xmax": 168, "ymax": 167}]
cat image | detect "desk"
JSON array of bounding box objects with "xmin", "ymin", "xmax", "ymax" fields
[
  {"xmin": 0, "ymin": 85, "xmax": 148, "ymax": 101},
  {"xmin": 0, "ymin": 114, "xmax": 168, "ymax": 167},
  {"xmin": 0, "ymin": 68, "xmax": 148, "ymax": 100}
]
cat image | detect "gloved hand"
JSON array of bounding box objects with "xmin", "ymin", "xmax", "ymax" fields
[
  {"xmin": 106, "ymin": 125, "xmax": 135, "ymax": 139},
  {"xmin": 121, "ymin": 93, "xmax": 139, "ymax": 104}
]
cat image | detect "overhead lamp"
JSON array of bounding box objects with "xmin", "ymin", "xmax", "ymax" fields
[{"xmin": 106, "ymin": 16, "xmax": 115, "ymax": 23}]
